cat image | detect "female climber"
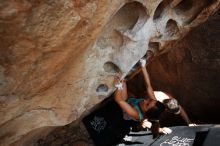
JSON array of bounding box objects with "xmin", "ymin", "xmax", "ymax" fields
[{"xmin": 114, "ymin": 55, "xmax": 195, "ymax": 136}]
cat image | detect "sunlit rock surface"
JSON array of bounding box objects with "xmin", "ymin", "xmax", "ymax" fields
[{"xmin": 0, "ymin": 0, "xmax": 219, "ymax": 145}]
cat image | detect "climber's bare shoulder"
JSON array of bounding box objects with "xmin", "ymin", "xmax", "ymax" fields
[{"xmin": 153, "ymin": 91, "xmax": 171, "ymax": 102}]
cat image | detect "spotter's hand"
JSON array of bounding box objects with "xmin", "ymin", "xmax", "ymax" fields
[
  {"xmin": 159, "ymin": 127, "xmax": 172, "ymax": 134},
  {"xmin": 141, "ymin": 119, "xmax": 152, "ymax": 129}
]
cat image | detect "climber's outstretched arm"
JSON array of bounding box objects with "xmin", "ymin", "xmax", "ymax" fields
[
  {"xmin": 179, "ymin": 106, "xmax": 192, "ymax": 125},
  {"xmin": 140, "ymin": 59, "xmax": 156, "ymax": 100},
  {"xmin": 114, "ymin": 80, "xmax": 139, "ymax": 120}
]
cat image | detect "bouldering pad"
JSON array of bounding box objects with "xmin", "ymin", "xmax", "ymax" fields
[
  {"xmin": 117, "ymin": 125, "xmax": 217, "ymax": 146},
  {"xmin": 83, "ymin": 100, "xmax": 135, "ymax": 146}
]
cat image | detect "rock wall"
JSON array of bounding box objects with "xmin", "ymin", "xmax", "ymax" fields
[
  {"xmin": 148, "ymin": 9, "xmax": 220, "ymax": 123},
  {"xmin": 127, "ymin": 8, "xmax": 220, "ymax": 125},
  {"xmin": 0, "ymin": 0, "xmax": 219, "ymax": 145}
]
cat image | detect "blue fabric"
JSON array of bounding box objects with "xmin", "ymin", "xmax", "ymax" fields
[{"xmin": 126, "ymin": 97, "xmax": 144, "ymax": 121}]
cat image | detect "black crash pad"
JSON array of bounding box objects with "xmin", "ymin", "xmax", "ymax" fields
[
  {"xmin": 83, "ymin": 100, "xmax": 134, "ymax": 146},
  {"xmin": 150, "ymin": 125, "xmax": 212, "ymax": 146},
  {"xmin": 118, "ymin": 125, "xmax": 219, "ymax": 146},
  {"xmin": 203, "ymin": 125, "xmax": 220, "ymax": 146}
]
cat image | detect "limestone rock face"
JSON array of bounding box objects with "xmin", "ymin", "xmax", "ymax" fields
[{"xmin": 0, "ymin": 0, "xmax": 219, "ymax": 145}]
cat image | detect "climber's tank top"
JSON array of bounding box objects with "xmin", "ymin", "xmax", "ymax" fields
[
  {"xmin": 124, "ymin": 97, "xmax": 166, "ymax": 121},
  {"xmin": 124, "ymin": 97, "xmax": 144, "ymax": 121}
]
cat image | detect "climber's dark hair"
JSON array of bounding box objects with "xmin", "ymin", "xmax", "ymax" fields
[{"xmin": 163, "ymin": 98, "xmax": 180, "ymax": 114}]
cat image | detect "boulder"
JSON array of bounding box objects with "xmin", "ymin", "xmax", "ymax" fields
[{"xmin": 0, "ymin": 0, "xmax": 219, "ymax": 145}]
